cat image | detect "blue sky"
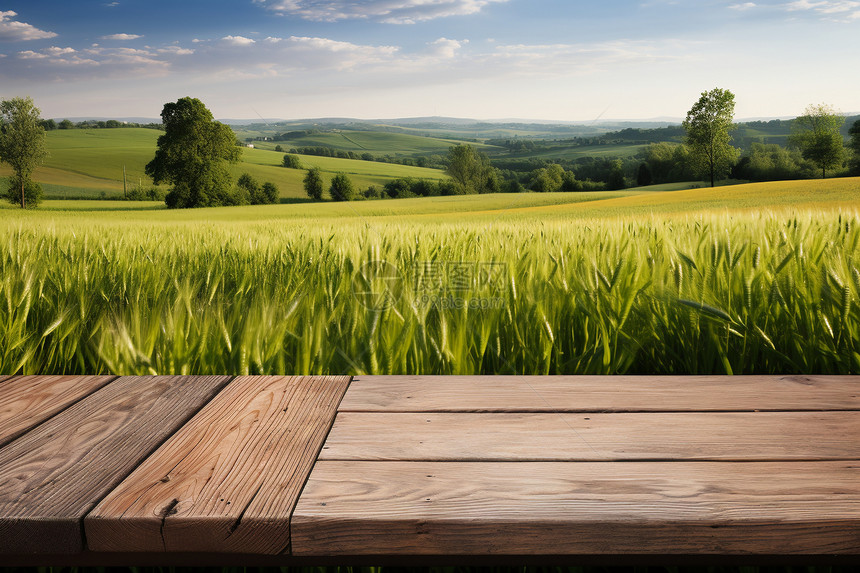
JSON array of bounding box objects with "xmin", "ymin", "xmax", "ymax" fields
[{"xmin": 0, "ymin": 0, "xmax": 858, "ymax": 120}]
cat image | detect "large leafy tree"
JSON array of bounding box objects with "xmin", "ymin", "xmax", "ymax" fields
[
  {"xmin": 682, "ymin": 88, "xmax": 740, "ymax": 188},
  {"xmin": 0, "ymin": 96, "xmax": 48, "ymax": 209},
  {"xmin": 446, "ymin": 144, "xmax": 496, "ymax": 194},
  {"xmin": 145, "ymin": 97, "xmax": 240, "ymax": 208},
  {"xmin": 789, "ymin": 104, "xmax": 846, "ymax": 179}
]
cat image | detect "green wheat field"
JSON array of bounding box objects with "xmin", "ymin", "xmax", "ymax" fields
[{"xmin": 2, "ymin": 177, "xmax": 859, "ymax": 376}]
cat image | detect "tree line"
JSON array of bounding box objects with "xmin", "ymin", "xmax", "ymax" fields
[{"xmin": 41, "ymin": 118, "xmax": 162, "ymax": 131}]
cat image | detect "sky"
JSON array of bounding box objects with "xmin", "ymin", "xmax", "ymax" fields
[{"xmin": 0, "ymin": 0, "xmax": 858, "ymax": 121}]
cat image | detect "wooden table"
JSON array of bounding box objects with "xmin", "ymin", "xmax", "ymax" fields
[{"xmin": 0, "ymin": 374, "xmax": 858, "ymax": 565}]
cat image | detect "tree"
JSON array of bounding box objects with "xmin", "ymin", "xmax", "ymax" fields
[
  {"xmin": 262, "ymin": 182, "xmax": 279, "ymax": 204},
  {"xmin": 850, "ymin": 120, "xmax": 860, "ymax": 175},
  {"xmin": 530, "ymin": 164, "xmax": 564, "ymax": 192},
  {"xmin": 58, "ymin": 119, "xmax": 73, "ymax": 129},
  {"xmin": 682, "ymin": 88, "xmax": 740, "ymax": 187},
  {"xmin": 145, "ymin": 97, "xmax": 241, "ymax": 208},
  {"xmin": 446, "ymin": 144, "xmax": 496, "ymax": 194},
  {"xmin": 0, "ymin": 96, "xmax": 48, "ymax": 209},
  {"xmin": 789, "ymin": 104, "xmax": 846, "ymax": 179},
  {"xmin": 304, "ymin": 167, "xmax": 324, "ymax": 201},
  {"xmin": 237, "ymin": 173, "xmax": 278, "ymax": 205},
  {"xmin": 282, "ymin": 154, "xmax": 302, "ymax": 169},
  {"xmin": 329, "ymin": 172, "xmax": 355, "ymax": 201},
  {"xmin": 636, "ymin": 163, "xmax": 652, "ymax": 187}
]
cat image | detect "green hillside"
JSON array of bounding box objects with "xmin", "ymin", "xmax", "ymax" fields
[
  {"xmin": 242, "ymin": 129, "xmax": 496, "ymax": 155},
  {"xmin": 0, "ymin": 128, "xmax": 449, "ymax": 199}
]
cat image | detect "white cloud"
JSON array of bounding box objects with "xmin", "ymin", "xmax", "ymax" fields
[
  {"xmin": 222, "ymin": 35, "xmax": 256, "ymax": 46},
  {"xmin": 729, "ymin": 2, "xmax": 757, "ymax": 10},
  {"xmin": 258, "ymin": 0, "xmax": 507, "ymax": 23},
  {"xmin": 784, "ymin": 0, "xmax": 860, "ymax": 19},
  {"xmin": 428, "ymin": 37, "xmax": 466, "ymax": 58},
  {"xmin": 101, "ymin": 33, "xmax": 143, "ymax": 40},
  {"xmin": 158, "ymin": 46, "xmax": 194, "ymax": 55},
  {"xmin": 0, "ymin": 10, "xmax": 57, "ymax": 41}
]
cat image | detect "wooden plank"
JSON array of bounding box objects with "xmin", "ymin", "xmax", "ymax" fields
[
  {"xmin": 0, "ymin": 375, "xmax": 117, "ymax": 448},
  {"xmin": 0, "ymin": 376, "xmax": 12, "ymax": 384},
  {"xmin": 292, "ymin": 460, "xmax": 860, "ymax": 555},
  {"xmin": 341, "ymin": 375, "xmax": 860, "ymax": 412},
  {"xmin": 319, "ymin": 412, "xmax": 860, "ymax": 461},
  {"xmin": 86, "ymin": 375, "xmax": 351, "ymax": 554},
  {"xmin": 0, "ymin": 375, "xmax": 232, "ymax": 555}
]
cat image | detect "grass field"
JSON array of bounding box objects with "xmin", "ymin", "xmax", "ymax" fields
[
  {"xmin": 0, "ymin": 128, "xmax": 450, "ymax": 200},
  {"xmin": 243, "ymin": 129, "xmax": 496, "ymax": 155},
  {"xmin": 1, "ymin": 178, "xmax": 858, "ymax": 376}
]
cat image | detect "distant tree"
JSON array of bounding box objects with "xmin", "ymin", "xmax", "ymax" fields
[
  {"xmin": 850, "ymin": 120, "xmax": 860, "ymax": 175},
  {"xmin": 274, "ymin": 144, "xmax": 283, "ymax": 152},
  {"xmin": 636, "ymin": 163, "xmax": 652, "ymax": 187},
  {"xmin": 0, "ymin": 96, "xmax": 48, "ymax": 209},
  {"xmin": 146, "ymin": 97, "xmax": 241, "ymax": 208},
  {"xmin": 446, "ymin": 144, "xmax": 495, "ymax": 194},
  {"xmin": 560, "ymin": 171, "xmax": 582, "ymax": 192},
  {"xmin": 606, "ymin": 159, "xmax": 627, "ymax": 190},
  {"xmin": 530, "ymin": 164, "xmax": 565, "ymax": 192},
  {"xmin": 41, "ymin": 119, "xmax": 57, "ymax": 131},
  {"xmin": 58, "ymin": 119, "xmax": 73, "ymax": 129},
  {"xmin": 789, "ymin": 104, "xmax": 846, "ymax": 179},
  {"xmin": 363, "ymin": 185, "xmax": 382, "ymax": 199},
  {"xmin": 733, "ymin": 143, "xmax": 813, "ymax": 182},
  {"xmin": 303, "ymin": 167, "xmax": 324, "ymax": 201},
  {"xmin": 236, "ymin": 173, "xmax": 279, "ymax": 204},
  {"xmin": 262, "ymin": 182, "xmax": 279, "ymax": 204},
  {"xmin": 683, "ymin": 88, "xmax": 740, "ymax": 187},
  {"xmin": 236, "ymin": 173, "xmax": 259, "ymax": 205},
  {"xmin": 282, "ymin": 154, "xmax": 303, "ymax": 169},
  {"xmin": 383, "ymin": 178, "xmax": 417, "ymax": 198},
  {"xmin": 329, "ymin": 173, "xmax": 355, "ymax": 201}
]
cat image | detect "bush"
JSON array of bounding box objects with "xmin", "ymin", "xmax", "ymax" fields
[{"xmin": 4, "ymin": 176, "xmax": 43, "ymax": 208}]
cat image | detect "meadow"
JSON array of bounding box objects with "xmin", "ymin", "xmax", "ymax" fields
[
  {"xmin": 1, "ymin": 179, "xmax": 858, "ymax": 376},
  {"xmin": 0, "ymin": 128, "xmax": 449, "ymax": 200}
]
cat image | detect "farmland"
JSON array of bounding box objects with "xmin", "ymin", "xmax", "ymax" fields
[
  {"xmin": 1, "ymin": 178, "xmax": 858, "ymax": 376},
  {"xmin": 0, "ymin": 128, "xmax": 450, "ymax": 200}
]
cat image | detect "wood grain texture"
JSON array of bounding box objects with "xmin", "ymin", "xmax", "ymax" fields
[
  {"xmin": 292, "ymin": 460, "xmax": 860, "ymax": 555},
  {"xmin": 0, "ymin": 375, "xmax": 231, "ymax": 555},
  {"xmin": 0, "ymin": 376, "xmax": 11, "ymax": 384},
  {"xmin": 319, "ymin": 411, "xmax": 860, "ymax": 461},
  {"xmin": 341, "ymin": 375, "xmax": 860, "ymax": 412},
  {"xmin": 0, "ymin": 375, "xmax": 117, "ymax": 448},
  {"xmin": 86, "ymin": 375, "xmax": 351, "ymax": 555}
]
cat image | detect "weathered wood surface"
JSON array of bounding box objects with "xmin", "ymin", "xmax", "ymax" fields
[
  {"xmin": 292, "ymin": 460, "xmax": 860, "ymax": 555},
  {"xmin": 0, "ymin": 376, "xmax": 11, "ymax": 384},
  {"xmin": 319, "ymin": 411, "xmax": 860, "ymax": 461},
  {"xmin": 341, "ymin": 375, "xmax": 860, "ymax": 412},
  {"xmin": 86, "ymin": 375, "xmax": 351, "ymax": 554},
  {"xmin": 0, "ymin": 375, "xmax": 116, "ymax": 448},
  {"xmin": 0, "ymin": 375, "xmax": 231, "ymax": 555}
]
